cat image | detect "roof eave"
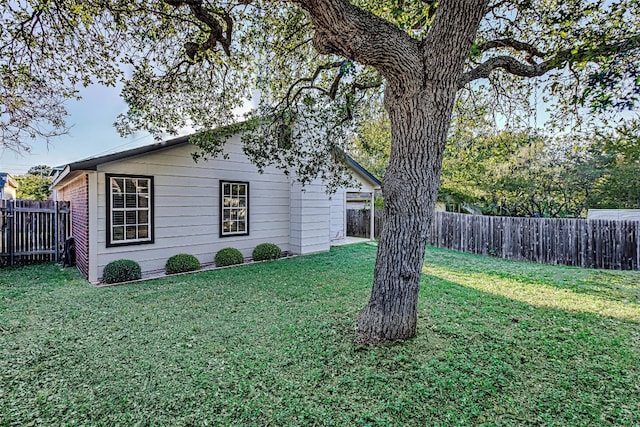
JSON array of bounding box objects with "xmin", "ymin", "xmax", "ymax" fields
[
  {"xmin": 344, "ymin": 154, "xmax": 382, "ymax": 189},
  {"xmin": 65, "ymin": 134, "xmax": 193, "ymax": 172},
  {"xmin": 50, "ymin": 165, "xmax": 72, "ymax": 190},
  {"xmin": 6, "ymin": 174, "xmax": 18, "ymax": 188}
]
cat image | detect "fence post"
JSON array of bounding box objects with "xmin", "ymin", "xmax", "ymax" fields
[
  {"xmin": 54, "ymin": 201, "xmax": 59, "ymax": 262},
  {"xmin": 637, "ymin": 220, "xmax": 640, "ymax": 271},
  {"xmin": 8, "ymin": 200, "xmax": 14, "ymax": 266}
]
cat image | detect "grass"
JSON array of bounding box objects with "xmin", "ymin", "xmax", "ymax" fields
[{"xmin": 1, "ymin": 243, "xmax": 639, "ymax": 426}]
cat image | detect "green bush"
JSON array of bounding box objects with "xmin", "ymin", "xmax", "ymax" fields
[
  {"xmin": 252, "ymin": 243, "xmax": 282, "ymax": 261},
  {"xmin": 165, "ymin": 254, "xmax": 201, "ymax": 275},
  {"xmin": 103, "ymin": 259, "xmax": 142, "ymax": 284},
  {"xmin": 215, "ymin": 247, "xmax": 244, "ymax": 267}
]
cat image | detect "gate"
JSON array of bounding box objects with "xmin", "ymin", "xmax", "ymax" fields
[{"xmin": 0, "ymin": 200, "xmax": 71, "ymax": 266}]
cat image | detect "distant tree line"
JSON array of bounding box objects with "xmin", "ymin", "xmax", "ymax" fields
[{"xmin": 352, "ymin": 115, "xmax": 640, "ymax": 218}]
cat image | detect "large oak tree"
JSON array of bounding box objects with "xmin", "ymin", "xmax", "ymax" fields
[{"xmin": 2, "ymin": 0, "xmax": 639, "ymax": 343}]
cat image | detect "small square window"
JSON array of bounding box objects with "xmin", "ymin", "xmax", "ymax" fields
[
  {"xmin": 113, "ymin": 211, "xmax": 124, "ymax": 226},
  {"xmin": 126, "ymin": 226, "xmax": 137, "ymax": 240},
  {"xmin": 125, "ymin": 194, "xmax": 137, "ymax": 208},
  {"xmin": 125, "ymin": 180, "xmax": 136, "ymax": 193},
  {"xmin": 112, "ymin": 179, "xmax": 124, "ymax": 194}
]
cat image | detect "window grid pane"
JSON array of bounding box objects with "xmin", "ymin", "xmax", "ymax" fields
[{"xmin": 110, "ymin": 177, "xmax": 151, "ymax": 244}]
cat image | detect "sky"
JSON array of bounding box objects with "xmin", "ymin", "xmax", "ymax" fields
[
  {"xmin": 0, "ymin": 84, "xmax": 158, "ymax": 176},
  {"xmin": 0, "ymin": 83, "xmax": 260, "ymax": 176}
]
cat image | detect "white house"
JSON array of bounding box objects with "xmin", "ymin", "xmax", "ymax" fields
[
  {"xmin": 51, "ymin": 131, "xmax": 381, "ymax": 283},
  {"xmin": 0, "ymin": 173, "xmax": 18, "ymax": 200},
  {"xmin": 587, "ymin": 209, "xmax": 640, "ymax": 221}
]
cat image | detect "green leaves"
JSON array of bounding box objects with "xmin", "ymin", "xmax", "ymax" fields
[
  {"xmin": 1, "ymin": 0, "xmax": 639, "ymax": 189},
  {"xmin": 352, "ymin": 0, "xmax": 436, "ymax": 36},
  {"xmin": 15, "ymin": 167, "xmax": 53, "ymax": 200}
]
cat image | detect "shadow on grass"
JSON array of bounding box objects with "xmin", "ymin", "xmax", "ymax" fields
[
  {"xmin": 418, "ymin": 271, "xmax": 640, "ymax": 425},
  {"xmin": 422, "ymin": 262, "xmax": 640, "ymax": 323},
  {"xmin": 423, "ymin": 246, "xmax": 640, "ymax": 311}
]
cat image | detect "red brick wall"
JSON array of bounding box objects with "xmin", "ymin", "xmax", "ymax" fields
[{"xmin": 60, "ymin": 175, "xmax": 89, "ymax": 279}]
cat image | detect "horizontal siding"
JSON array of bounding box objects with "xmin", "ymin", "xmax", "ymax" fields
[
  {"xmin": 298, "ymin": 227, "xmax": 331, "ymax": 240},
  {"xmin": 101, "ymin": 164, "xmax": 288, "ymax": 183},
  {"xmin": 297, "ymin": 237, "xmax": 330, "ymax": 254},
  {"xmin": 291, "ymin": 221, "xmax": 330, "ymax": 239},
  {"xmin": 98, "ymin": 208, "xmax": 289, "ymax": 225},
  {"xmin": 291, "ymin": 217, "xmax": 330, "ymax": 229},
  {"xmin": 100, "ymin": 153, "xmax": 286, "ymax": 180},
  {"xmin": 142, "ymin": 223, "xmax": 292, "ymax": 239},
  {"xmin": 96, "ymin": 184, "xmax": 290, "ymax": 209},
  {"xmin": 94, "ymin": 135, "xmax": 294, "ymax": 279},
  {"xmin": 154, "ymin": 215, "xmax": 215, "ymax": 227},
  {"xmin": 300, "ymin": 234, "xmax": 332, "ymax": 246},
  {"xmin": 348, "ymin": 171, "xmax": 379, "ymax": 192},
  {"xmin": 97, "ymin": 209, "xmax": 289, "ymax": 227},
  {"xmin": 299, "ymin": 206, "xmax": 331, "ymax": 217},
  {"xmin": 330, "ymin": 189, "xmax": 345, "ymax": 240},
  {"xmin": 289, "ymin": 180, "xmax": 331, "ymax": 254}
]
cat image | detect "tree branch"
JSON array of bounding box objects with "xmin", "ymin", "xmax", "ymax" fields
[
  {"xmin": 460, "ymin": 34, "xmax": 640, "ymax": 87},
  {"xmin": 294, "ymin": 0, "xmax": 422, "ymax": 81},
  {"xmin": 460, "ymin": 55, "xmax": 549, "ymax": 85},
  {"xmin": 477, "ymin": 38, "xmax": 546, "ymax": 63},
  {"xmin": 164, "ymin": 0, "xmax": 232, "ymax": 57},
  {"xmin": 276, "ymin": 61, "xmax": 343, "ymax": 110}
]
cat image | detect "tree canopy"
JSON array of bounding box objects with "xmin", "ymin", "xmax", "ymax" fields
[
  {"xmin": 26, "ymin": 164, "xmax": 52, "ymax": 177},
  {"xmin": 2, "ymin": 0, "xmax": 639, "ymax": 343},
  {"xmin": 3, "ymin": 0, "xmax": 639, "ymax": 168},
  {"xmin": 15, "ymin": 165, "xmax": 53, "ymax": 200}
]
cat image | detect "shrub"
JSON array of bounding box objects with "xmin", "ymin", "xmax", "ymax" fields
[
  {"xmin": 103, "ymin": 259, "xmax": 141, "ymax": 284},
  {"xmin": 165, "ymin": 254, "xmax": 201, "ymax": 274},
  {"xmin": 215, "ymin": 247, "xmax": 244, "ymax": 267},
  {"xmin": 252, "ymin": 243, "xmax": 282, "ymax": 261}
]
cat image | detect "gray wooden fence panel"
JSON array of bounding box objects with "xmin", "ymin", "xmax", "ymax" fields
[
  {"xmin": 427, "ymin": 212, "xmax": 639, "ymax": 271},
  {"xmin": 346, "ymin": 209, "xmax": 640, "ymax": 270},
  {"xmin": 0, "ymin": 200, "xmax": 71, "ymax": 266},
  {"xmin": 346, "ymin": 209, "xmax": 383, "ymax": 239}
]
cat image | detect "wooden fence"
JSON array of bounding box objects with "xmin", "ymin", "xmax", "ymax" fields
[
  {"xmin": 0, "ymin": 200, "xmax": 71, "ymax": 266},
  {"xmin": 347, "ymin": 209, "xmax": 382, "ymax": 239},
  {"xmin": 347, "ymin": 209, "xmax": 640, "ymax": 270}
]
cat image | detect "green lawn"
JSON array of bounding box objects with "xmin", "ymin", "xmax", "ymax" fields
[{"xmin": 1, "ymin": 244, "xmax": 639, "ymax": 426}]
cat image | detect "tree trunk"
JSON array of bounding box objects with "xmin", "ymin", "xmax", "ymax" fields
[
  {"xmin": 297, "ymin": 0, "xmax": 489, "ymax": 345},
  {"xmin": 353, "ymin": 0, "xmax": 487, "ymax": 344},
  {"xmin": 355, "ymin": 85, "xmax": 456, "ymax": 344}
]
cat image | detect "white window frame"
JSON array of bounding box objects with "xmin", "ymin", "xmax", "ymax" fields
[
  {"xmin": 106, "ymin": 175, "xmax": 153, "ymax": 247},
  {"xmin": 220, "ymin": 181, "xmax": 249, "ymax": 237}
]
